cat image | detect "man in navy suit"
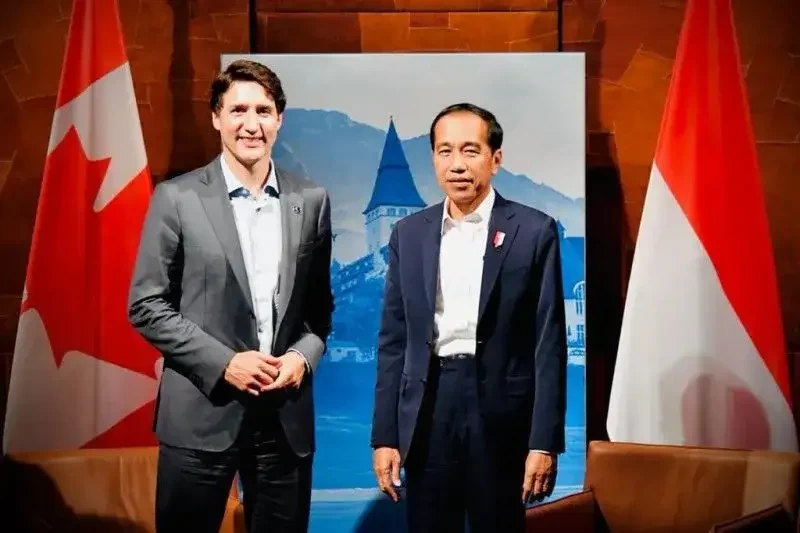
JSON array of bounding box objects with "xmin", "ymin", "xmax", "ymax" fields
[{"xmin": 370, "ymin": 103, "xmax": 567, "ymax": 532}]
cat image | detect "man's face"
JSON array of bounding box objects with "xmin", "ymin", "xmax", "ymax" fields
[
  {"xmin": 432, "ymin": 112, "xmax": 501, "ymax": 209},
  {"xmin": 212, "ymin": 80, "xmax": 282, "ymax": 168}
]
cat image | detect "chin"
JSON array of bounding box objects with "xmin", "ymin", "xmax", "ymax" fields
[
  {"xmin": 235, "ymin": 149, "xmax": 267, "ymax": 165},
  {"xmin": 447, "ymin": 190, "xmax": 476, "ymax": 203}
]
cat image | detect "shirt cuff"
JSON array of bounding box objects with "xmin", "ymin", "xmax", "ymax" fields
[
  {"xmin": 530, "ymin": 449, "xmax": 553, "ymax": 455},
  {"xmin": 287, "ymin": 348, "xmax": 312, "ymax": 373}
]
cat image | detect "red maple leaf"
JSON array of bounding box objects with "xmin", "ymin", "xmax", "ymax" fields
[{"xmin": 22, "ymin": 126, "xmax": 159, "ymax": 379}]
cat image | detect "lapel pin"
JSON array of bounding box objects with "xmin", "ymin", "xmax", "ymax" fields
[
  {"xmin": 291, "ymin": 205, "xmax": 302, "ymax": 215},
  {"xmin": 493, "ymin": 230, "xmax": 505, "ymax": 249}
]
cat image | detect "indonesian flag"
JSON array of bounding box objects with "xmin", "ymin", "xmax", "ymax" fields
[
  {"xmin": 606, "ymin": 0, "xmax": 797, "ymax": 451},
  {"xmin": 3, "ymin": 0, "xmax": 160, "ymax": 453}
]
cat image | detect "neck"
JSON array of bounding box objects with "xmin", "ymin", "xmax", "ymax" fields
[
  {"xmin": 447, "ymin": 187, "xmax": 490, "ymax": 221},
  {"xmin": 222, "ymin": 150, "xmax": 271, "ymax": 196}
]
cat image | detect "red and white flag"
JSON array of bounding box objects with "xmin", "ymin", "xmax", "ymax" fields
[
  {"xmin": 607, "ymin": 0, "xmax": 797, "ymax": 451},
  {"xmin": 3, "ymin": 0, "xmax": 160, "ymax": 453}
]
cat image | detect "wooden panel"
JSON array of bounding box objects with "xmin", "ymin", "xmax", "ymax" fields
[
  {"xmin": 256, "ymin": 0, "xmax": 555, "ymax": 12},
  {"xmin": 778, "ymin": 57, "xmax": 800, "ymax": 106},
  {"xmin": 410, "ymin": 12, "xmax": 450, "ymax": 27},
  {"xmin": 259, "ymin": 13, "xmax": 364, "ymax": 52},
  {"xmin": 0, "ymin": 297, "xmax": 20, "ymax": 355},
  {"xmin": 758, "ymin": 142, "xmax": 800, "ymax": 351},
  {"xmin": 0, "ymin": 39, "xmax": 24, "ymax": 72},
  {"xmin": 0, "ymin": 0, "xmax": 63, "ymax": 42},
  {"xmin": 256, "ymin": 11, "xmax": 558, "ymax": 52},
  {"xmin": 190, "ymin": 0, "xmax": 249, "ymax": 15}
]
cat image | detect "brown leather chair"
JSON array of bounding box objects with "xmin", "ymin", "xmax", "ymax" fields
[
  {"xmin": 526, "ymin": 440, "xmax": 800, "ymax": 533},
  {"xmin": 1, "ymin": 446, "xmax": 243, "ymax": 533}
]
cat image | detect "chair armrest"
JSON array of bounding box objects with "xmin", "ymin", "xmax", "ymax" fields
[
  {"xmin": 525, "ymin": 489, "xmax": 596, "ymax": 533},
  {"xmin": 711, "ymin": 504, "xmax": 794, "ymax": 533}
]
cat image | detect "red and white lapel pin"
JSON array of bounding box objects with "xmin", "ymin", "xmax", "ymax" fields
[{"xmin": 492, "ymin": 230, "xmax": 505, "ymax": 249}]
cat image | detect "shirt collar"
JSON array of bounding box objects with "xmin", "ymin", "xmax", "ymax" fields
[
  {"xmin": 220, "ymin": 153, "xmax": 279, "ymax": 198},
  {"xmin": 441, "ymin": 186, "xmax": 496, "ymax": 234}
]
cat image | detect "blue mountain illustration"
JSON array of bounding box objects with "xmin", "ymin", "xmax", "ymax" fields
[{"xmin": 273, "ymin": 108, "xmax": 584, "ymax": 264}]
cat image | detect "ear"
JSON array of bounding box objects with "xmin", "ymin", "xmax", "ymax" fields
[
  {"xmin": 211, "ymin": 111, "xmax": 222, "ymax": 132},
  {"xmin": 276, "ymin": 112, "xmax": 284, "ymax": 131},
  {"xmin": 492, "ymin": 148, "xmax": 503, "ymax": 174}
]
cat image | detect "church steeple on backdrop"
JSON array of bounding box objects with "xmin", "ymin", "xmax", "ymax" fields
[{"xmin": 363, "ymin": 118, "xmax": 426, "ymax": 254}]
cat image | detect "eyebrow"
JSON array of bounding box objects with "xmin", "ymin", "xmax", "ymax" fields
[
  {"xmin": 436, "ymin": 141, "xmax": 482, "ymax": 149},
  {"xmin": 229, "ymin": 103, "xmax": 274, "ymax": 112}
]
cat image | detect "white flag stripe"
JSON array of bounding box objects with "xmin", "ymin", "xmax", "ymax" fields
[{"xmin": 607, "ymin": 164, "xmax": 797, "ymax": 451}]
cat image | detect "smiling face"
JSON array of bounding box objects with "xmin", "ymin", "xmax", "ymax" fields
[
  {"xmin": 211, "ymin": 80, "xmax": 282, "ymax": 169},
  {"xmin": 432, "ymin": 111, "xmax": 502, "ymax": 216}
]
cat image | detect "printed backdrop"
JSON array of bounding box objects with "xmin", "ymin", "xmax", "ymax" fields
[{"xmin": 224, "ymin": 53, "xmax": 586, "ymax": 533}]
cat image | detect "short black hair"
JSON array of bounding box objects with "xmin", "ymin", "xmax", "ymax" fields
[
  {"xmin": 209, "ymin": 59, "xmax": 287, "ymax": 114},
  {"xmin": 429, "ymin": 103, "xmax": 503, "ymax": 153}
]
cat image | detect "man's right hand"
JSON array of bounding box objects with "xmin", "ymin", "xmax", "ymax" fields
[
  {"xmin": 373, "ymin": 447, "xmax": 402, "ymax": 502},
  {"xmin": 223, "ymin": 351, "xmax": 281, "ymax": 396}
]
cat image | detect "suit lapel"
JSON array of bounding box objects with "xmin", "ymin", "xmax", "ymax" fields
[
  {"xmin": 478, "ymin": 195, "xmax": 518, "ymax": 323},
  {"xmin": 422, "ymin": 203, "xmax": 444, "ymax": 319},
  {"xmin": 198, "ymin": 158, "xmax": 254, "ymax": 314},
  {"xmin": 274, "ymin": 168, "xmax": 304, "ymax": 342}
]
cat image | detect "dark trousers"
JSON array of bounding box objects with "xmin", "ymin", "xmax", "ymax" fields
[
  {"xmin": 404, "ymin": 357, "xmax": 527, "ymax": 533},
  {"xmin": 155, "ymin": 410, "xmax": 312, "ymax": 533}
]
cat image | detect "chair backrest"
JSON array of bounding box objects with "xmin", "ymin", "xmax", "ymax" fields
[
  {"xmin": 2, "ymin": 446, "xmax": 160, "ymax": 532},
  {"xmin": 585, "ymin": 440, "xmax": 800, "ymax": 533}
]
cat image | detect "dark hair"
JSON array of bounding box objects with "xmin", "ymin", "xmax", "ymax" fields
[
  {"xmin": 209, "ymin": 59, "xmax": 287, "ymax": 114},
  {"xmin": 429, "ymin": 103, "xmax": 504, "ymax": 153}
]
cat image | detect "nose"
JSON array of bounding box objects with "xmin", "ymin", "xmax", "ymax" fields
[
  {"xmin": 449, "ymin": 153, "xmax": 467, "ymax": 172},
  {"xmin": 242, "ymin": 109, "xmax": 259, "ymax": 132}
]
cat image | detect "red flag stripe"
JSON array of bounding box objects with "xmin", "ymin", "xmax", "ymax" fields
[
  {"xmin": 81, "ymin": 400, "xmax": 158, "ymax": 449},
  {"xmin": 56, "ymin": 0, "xmax": 128, "ymax": 108},
  {"xmin": 654, "ymin": 0, "xmax": 790, "ymax": 404}
]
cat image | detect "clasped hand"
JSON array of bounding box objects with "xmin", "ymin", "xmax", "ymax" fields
[{"xmin": 224, "ymin": 350, "xmax": 306, "ymax": 396}]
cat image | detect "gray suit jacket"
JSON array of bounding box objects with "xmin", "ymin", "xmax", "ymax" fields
[{"xmin": 128, "ymin": 157, "xmax": 333, "ymax": 456}]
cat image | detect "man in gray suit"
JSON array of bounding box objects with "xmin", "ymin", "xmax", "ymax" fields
[{"xmin": 128, "ymin": 59, "xmax": 333, "ymax": 533}]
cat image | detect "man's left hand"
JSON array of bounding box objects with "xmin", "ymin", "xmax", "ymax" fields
[
  {"xmin": 522, "ymin": 451, "xmax": 557, "ymax": 504},
  {"xmin": 262, "ymin": 352, "xmax": 306, "ymax": 391}
]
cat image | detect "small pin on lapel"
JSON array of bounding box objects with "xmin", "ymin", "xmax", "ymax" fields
[
  {"xmin": 493, "ymin": 230, "xmax": 505, "ymax": 249},
  {"xmin": 291, "ymin": 205, "xmax": 302, "ymax": 215}
]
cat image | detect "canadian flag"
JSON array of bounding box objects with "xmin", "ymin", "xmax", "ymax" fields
[
  {"xmin": 3, "ymin": 0, "xmax": 160, "ymax": 453},
  {"xmin": 606, "ymin": 0, "xmax": 797, "ymax": 451}
]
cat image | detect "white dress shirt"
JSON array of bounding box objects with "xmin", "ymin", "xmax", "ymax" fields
[
  {"xmin": 221, "ymin": 154, "xmax": 282, "ymax": 355},
  {"xmin": 433, "ymin": 187, "xmax": 496, "ymax": 357},
  {"xmin": 433, "ymin": 188, "xmax": 550, "ymax": 456}
]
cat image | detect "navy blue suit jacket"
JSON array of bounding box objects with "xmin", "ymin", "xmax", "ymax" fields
[{"xmin": 370, "ymin": 192, "xmax": 568, "ymax": 461}]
